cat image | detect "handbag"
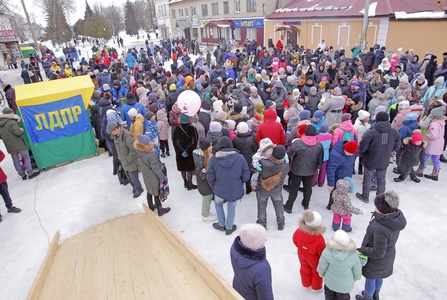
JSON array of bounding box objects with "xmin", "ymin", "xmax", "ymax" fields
[
  {"xmin": 159, "ymin": 163, "xmax": 170, "ymax": 202},
  {"xmin": 260, "ymin": 164, "xmax": 285, "ymax": 191},
  {"xmin": 27, "ymin": 64, "xmax": 34, "ymax": 77},
  {"xmin": 117, "ymin": 161, "xmax": 129, "ymax": 185}
]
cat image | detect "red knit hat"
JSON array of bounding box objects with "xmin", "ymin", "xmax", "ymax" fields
[
  {"xmin": 343, "ymin": 141, "xmax": 359, "ymax": 154},
  {"xmin": 412, "ymin": 131, "xmax": 424, "ymax": 145}
]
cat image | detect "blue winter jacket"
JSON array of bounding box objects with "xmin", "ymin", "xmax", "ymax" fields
[
  {"xmin": 111, "ymin": 85, "xmax": 129, "ymax": 103},
  {"xmin": 399, "ymin": 119, "xmax": 419, "ymax": 140},
  {"xmin": 207, "ymin": 148, "xmax": 250, "ymax": 201},
  {"xmin": 121, "ymin": 99, "xmax": 147, "ymax": 130},
  {"xmin": 124, "ymin": 53, "xmax": 136, "ymax": 68},
  {"xmin": 326, "ymin": 140, "xmax": 355, "ymax": 187},
  {"xmin": 230, "ymin": 236, "xmax": 274, "ymax": 300}
]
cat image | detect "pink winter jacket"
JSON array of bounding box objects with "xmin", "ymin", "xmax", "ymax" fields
[
  {"xmin": 331, "ymin": 120, "xmax": 358, "ymax": 146},
  {"xmin": 426, "ymin": 118, "xmax": 446, "ymax": 155},
  {"xmin": 391, "ymin": 108, "xmax": 412, "ymax": 131}
]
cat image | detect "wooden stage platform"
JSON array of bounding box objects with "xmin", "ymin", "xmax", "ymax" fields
[{"xmin": 27, "ymin": 206, "xmax": 242, "ymax": 300}]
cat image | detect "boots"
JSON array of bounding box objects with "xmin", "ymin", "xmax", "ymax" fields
[
  {"xmin": 415, "ymin": 166, "xmax": 425, "ymax": 177},
  {"xmin": 424, "ymin": 168, "xmax": 440, "ymax": 181},
  {"xmin": 157, "ymin": 205, "xmax": 171, "ymax": 216},
  {"xmin": 166, "ymin": 151, "xmax": 170, "ymax": 156},
  {"xmin": 358, "ymin": 290, "xmax": 379, "ymax": 300},
  {"xmin": 342, "ymin": 223, "xmax": 352, "ymax": 232},
  {"xmin": 440, "ymin": 154, "xmax": 447, "ymax": 163},
  {"xmin": 358, "ymin": 164, "xmax": 363, "ymax": 175},
  {"xmin": 187, "ymin": 180, "xmax": 198, "ymax": 190},
  {"xmin": 332, "ymin": 222, "xmax": 340, "ymax": 231}
]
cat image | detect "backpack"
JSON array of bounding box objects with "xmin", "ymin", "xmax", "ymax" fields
[{"xmin": 340, "ymin": 127, "xmax": 354, "ymax": 142}]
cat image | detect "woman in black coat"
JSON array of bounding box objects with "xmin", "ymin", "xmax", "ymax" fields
[
  {"xmin": 424, "ymin": 55, "xmax": 438, "ymax": 86},
  {"xmin": 355, "ymin": 191, "xmax": 407, "ymax": 300},
  {"xmin": 173, "ymin": 113, "xmax": 199, "ymax": 190}
]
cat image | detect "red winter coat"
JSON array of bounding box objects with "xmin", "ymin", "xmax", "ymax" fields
[
  {"xmin": 0, "ymin": 150, "xmax": 8, "ymax": 184},
  {"xmin": 292, "ymin": 220, "xmax": 326, "ymax": 269},
  {"xmin": 256, "ymin": 109, "xmax": 286, "ymax": 146}
]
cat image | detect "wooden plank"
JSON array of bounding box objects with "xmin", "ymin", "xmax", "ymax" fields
[
  {"xmin": 142, "ymin": 205, "xmax": 243, "ymax": 300},
  {"xmin": 26, "ymin": 231, "xmax": 60, "ymax": 300}
]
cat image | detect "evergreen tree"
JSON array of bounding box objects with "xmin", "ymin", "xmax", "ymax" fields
[
  {"xmin": 82, "ymin": 13, "xmax": 112, "ymax": 40},
  {"xmin": 124, "ymin": 0, "xmax": 138, "ymax": 36},
  {"xmin": 84, "ymin": 0, "xmax": 93, "ymax": 21},
  {"xmin": 44, "ymin": 0, "xmax": 72, "ymax": 45}
]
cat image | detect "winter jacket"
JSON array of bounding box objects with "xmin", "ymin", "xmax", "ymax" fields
[
  {"xmin": 130, "ymin": 114, "xmax": 145, "ymax": 140},
  {"xmin": 111, "ymin": 128, "xmax": 138, "ymax": 172},
  {"xmin": 122, "ymin": 99, "xmax": 147, "ymax": 130},
  {"xmin": 169, "ymin": 109, "xmax": 181, "ymax": 137},
  {"xmin": 288, "ymin": 137, "xmax": 323, "ymax": 176},
  {"xmin": 396, "ymin": 137, "xmax": 426, "ymax": 170},
  {"xmin": 391, "ymin": 108, "xmax": 412, "ymax": 131},
  {"xmin": 4, "ymin": 85, "xmax": 17, "ymax": 113},
  {"xmin": 331, "ymin": 179, "xmax": 362, "ymax": 216},
  {"xmin": 257, "ymin": 158, "xmax": 290, "ymax": 194},
  {"xmin": 199, "ymin": 109, "xmax": 211, "ymax": 134},
  {"xmin": 411, "ymin": 79, "xmax": 428, "ymax": 98},
  {"xmin": 426, "ymin": 118, "xmax": 446, "ymax": 155},
  {"xmin": 230, "ymin": 236, "xmax": 274, "ymax": 300},
  {"xmin": 0, "ymin": 114, "xmax": 28, "ymax": 153},
  {"xmin": 233, "ymin": 132, "xmax": 258, "ymax": 171},
  {"xmin": 193, "ymin": 149, "xmax": 213, "ymax": 196},
  {"xmin": 256, "ymin": 110, "xmax": 286, "ymax": 146},
  {"xmin": 358, "ymin": 210, "xmax": 407, "ymax": 279},
  {"xmin": 166, "ymin": 90, "xmax": 179, "ymax": 112},
  {"xmin": 374, "ymin": 50, "xmax": 385, "ymax": 68},
  {"xmin": 134, "ymin": 141, "xmax": 164, "ymax": 196},
  {"xmin": 422, "ymin": 85, "xmax": 446, "ymax": 115},
  {"xmin": 368, "ymin": 95, "xmax": 389, "ymax": 119},
  {"xmin": 326, "ymin": 141, "xmax": 356, "ymax": 187},
  {"xmin": 270, "ymin": 82, "xmax": 287, "ymax": 110},
  {"xmin": 395, "ymin": 83, "xmax": 412, "ymax": 99},
  {"xmin": 124, "ymin": 53, "xmax": 136, "ymax": 68},
  {"xmin": 353, "ymin": 118, "xmax": 371, "ymax": 142},
  {"xmin": 173, "ymin": 124, "xmax": 198, "ymax": 171},
  {"xmin": 332, "ymin": 120, "xmax": 358, "ymax": 146},
  {"xmin": 207, "ymin": 148, "xmax": 250, "ymax": 201},
  {"xmin": 321, "ymin": 95, "xmax": 345, "ymax": 126},
  {"xmin": 399, "ymin": 118, "xmax": 419, "ymax": 140},
  {"xmin": 157, "ymin": 116, "xmax": 169, "ymax": 141},
  {"xmin": 292, "ymin": 219, "xmax": 326, "ymax": 271},
  {"xmin": 358, "ymin": 121, "xmax": 400, "ymax": 170},
  {"xmin": 239, "ymin": 93, "xmax": 255, "ymax": 117},
  {"xmin": 317, "ymin": 238, "xmax": 362, "ymax": 294},
  {"xmin": 307, "ymin": 94, "xmax": 322, "ymax": 116}
]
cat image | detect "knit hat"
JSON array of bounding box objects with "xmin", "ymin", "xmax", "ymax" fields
[
  {"xmin": 399, "ymin": 100, "xmax": 410, "ymax": 109},
  {"xmin": 313, "ymin": 110, "xmax": 324, "ymax": 119},
  {"xmin": 385, "ymin": 87, "xmax": 395, "ymax": 95},
  {"xmin": 343, "ymin": 177, "xmax": 355, "ymax": 193},
  {"xmin": 343, "ymin": 140, "xmax": 359, "ymax": 154},
  {"xmin": 399, "ymin": 76, "xmax": 409, "ymax": 84},
  {"xmin": 319, "ymin": 122, "xmax": 329, "ymax": 133},
  {"xmin": 106, "ymin": 121, "xmax": 119, "ymax": 135},
  {"xmin": 358, "ymin": 109, "xmax": 370, "ymax": 121},
  {"xmin": 136, "ymin": 87, "xmax": 146, "ymax": 97},
  {"xmin": 305, "ymin": 124, "xmax": 317, "ymax": 136},
  {"xmin": 333, "ymin": 230, "xmax": 350, "ymax": 247},
  {"xmin": 225, "ymin": 119, "xmax": 236, "ymax": 130},
  {"xmin": 374, "ymin": 191, "xmax": 399, "ymax": 214},
  {"xmin": 417, "ymin": 73, "xmax": 426, "ymax": 82},
  {"xmin": 148, "ymin": 93, "xmax": 158, "ymax": 102},
  {"xmin": 412, "ymin": 130, "xmax": 424, "ymax": 145},
  {"xmin": 430, "ymin": 106, "xmax": 445, "ymax": 118},
  {"xmin": 310, "ymin": 86, "xmax": 317, "ymax": 93},
  {"xmin": 265, "ymin": 100, "xmax": 275, "ymax": 109},
  {"xmin": 201, "ymin": 101, "xmax": 211, "ymax": 110},
  {"xmin": 321, "ymin": 76, "xmax": 328, "ymax": 82},
  {"xmin": 239, "ymin": 223, "xmax": 267, "ymax": 250},
  {"xmin": 435, "ymin": 76, "xmax": 445, "ymax": 85},
  {"xmin": 374, "ymin": 105, "xmax": 387, "ymax": 116},
  {"xmin": 150, "ymin": 80, "xmax": 158, "ymax": 87},
  {"xmin": 250, "ymin": 86, "xmax": 258, "ymax": 93},
  {"xmin": 156, "ymin": 109, "xmax": 167, "ymax": 119},
  {"xmin": 215, "ymin": 111, "xmax": 227, "ymax": 122},
  {"xmin": 287, "ymin": 76, "xmax": 295, "ymax": 83},
  {"xmin": 299, "ymin": 110, "xmax": 311, "ymax": 120},
  {"xmin": 231, "ymin": 89, "xmax": 240, "ymax": 95},
  {"xmin": 179, "ymin": 113, "xmax": 191, "ymax": 124},
  {"xmin": 333, "ymin": 87, "xmax": 342, "ymax": 96},
  {"xmin": 243, "ymin": 86, "xmax": 252, "ymax": 95},
  {"xmin": 127, "ymin": 93, "xmax": 135, "ymax": 100},
  {"xmin": 341, "ymin": 113, "xmax": 351, "ymax": 122},
  {"xmin": 209, "ymin": 121, "xmax": 222, "ymax": 132},
  {"xmin": 272, "ymin": 145, "xmax": 286, "ymax": 160},
  {"xmin": 145, "ymin": 111, "xmax": 155, "ymax": 120},
  {"xmin": 233, "ymin": 104, "xmax": 243, "ymax": 113},
  {"xmin": 137, "ymin": 79, "xmax": 144, "ymax": 84},
  {"xmin": 165, "ymin": 71, "xmax": 172, "ymax": 77},
  {"xmin": 376, "ymin": 111, "xmax": 389, "ymax": 122},
  {"xmin": 198, "ymin": 138, "xmax": 211, "ymax": 151},
  {"xmin": 236, "ymin": 122, "xmax": 249, "ymax": 134},
  {"xmin": 106, "ymin": 109, "xmax": 115, "ymax": 116},
  {"xmin": 303, "ymin": 210, "xmax": 322, "ymax": 228},
  {"xmin": 169, "ymin": 83, "xmax": 176, "ymax": 91},
  {"xmin": 214, "ymin": 136, "xmax": 232, "ymax": 151},
  {"xmin": 102, "ymin": 83, "xmax": 110, "ymax": 91},
  {"xmin": 137, "ymin": 134, "xmax": 151, "ymax": 145},
  {"xmin": 288, "ymin": 117, "xmax": 299, "ymax": 126},
  {"xmin": 127, "ymin": 108, "xmax": 138, "ymax": 117},
  {"xmin": 351, "ymin": 81, "xmax": 363, "ymax": 87},
  {"xmin": 249, "ymin": 121, "xmax": 258, "ymax": 132}
]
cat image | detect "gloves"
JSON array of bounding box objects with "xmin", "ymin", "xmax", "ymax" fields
[
  {"xmin": 254, "ymin": 162, "xmax": 262, "ymax": 172},
  {"xmin": 284, "ymin": 154, "xmax": 289, "ymax": 164}
]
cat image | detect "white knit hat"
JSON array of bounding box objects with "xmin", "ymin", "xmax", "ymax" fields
[
  {"xmin": 303, "ymin": 210, "xmax": 322, "ymax": 228},
  {"xmin": 236, "ymin": 122, "xmax": 249, "ymax": 134},
  {"xmin": 239, "ymin": 224, "xmax": 267, "ymax": 250},
  {"xmin": 399, "ymin": 100, "xmax": 410, "ymax": 109},
  {"xmin": 127, "ymin": 108, "xmax": 138, "ymax": 117},
  {"xmin": 334, "ymin": 230, "xmax": 350, "ymax": 246},
  {"xmin": 357, "ymin": 109, "xmax": 370, "ymax": 121}
]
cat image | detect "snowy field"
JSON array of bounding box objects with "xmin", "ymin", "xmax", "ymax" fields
[{"xmin": 0, "ymin": 34, "xmax": 445, "ymax": 300}]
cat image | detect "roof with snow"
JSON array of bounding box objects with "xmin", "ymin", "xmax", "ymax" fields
[{"xmin": 267, "ymin": 0, "xmax": 445, "ymax": 19}]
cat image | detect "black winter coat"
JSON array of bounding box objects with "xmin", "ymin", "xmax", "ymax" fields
[
  {"xmin": 173, "ymin": 124, "xmax": 198, "ymax": 171},
  {"xmin": 193, "ymin": 149, "xmax": 213, "ymax": 196},
  {"xmin": 396, "ymin": 137, "xmax": 426, "ymax": 170},
  {"xmin": 288, "ymin": 138, "xmax": 323, "ymax": 176},
  {"xmin": 232, "ymin": 132, "xmax": 258, "ymax": 171},
  {"xmin": 359, "ymin": 210, "xmax": 407, "ymax": 279},
  {"xmin": 358, "ymin": 121, "xmax": 400, "ymax": 170},
  {"xmin": 257, "ymin": 158, "xmax": 289, "ymax": 194}
]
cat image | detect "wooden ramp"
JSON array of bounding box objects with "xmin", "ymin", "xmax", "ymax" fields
[{"xmin": 27, "ymin": 206, "xmax": 242, "ymax": 300}]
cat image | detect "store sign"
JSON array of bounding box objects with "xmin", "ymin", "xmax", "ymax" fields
[
  {"xmin": 234, "ymin": 19, "xmax": 263, "ymax": 28},
  {"xmin": 192, "ymin": 17, "xmax": 199, "ymax": 26},
  {"xmin": 0, "ymin": 30, "xmax": 16, "ymax": 42},
  {"xmin": 284, "ymin": 21, "xmax": 301, "ymax": 25}
]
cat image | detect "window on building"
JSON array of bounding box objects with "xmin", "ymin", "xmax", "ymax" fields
[
  {"xmin": 223, "ymin": 1, "xmax": 229, "ymax": 14},
  {"xmin": 202, "ymin": 4, "xmax": 208, "ymax": 16},
  {"xmin": 192, "ymin": 28, "xmax": 198, "ymax": 39},
  {"xmin": 212, "ymin": 3, "xmax": 219, "ymax": 15},
  {"xmin": 163, "ymin": 4, "xmax": 167, "ymax": 16},
  {"xmin": 247, "ymin": 0, "xmax": 256, "ymax": 12},
  {"xmin": 234, "ymin": 28, "xmax": 241, "ymax": 40},
  {"xmin": 191, "ymin": 6, "xmax": 197, "ymax": 16},
  {"xmin": 171, "ymin": 9, "xmax": 176, "ymax": 19},
  {"xmin": 234, "ymin": 0, "xmax": 240, "ymax": 12},
  {"xmin": 185, "ymin": 8, "xmax": 189, "ymax": 16},
  {"xmin": 246, "ymin": 28, "xmax": 256, "ymax": 40},
  {"xmin": 179, "ymin": 8, "xmax": 184, "ymax": 18}
]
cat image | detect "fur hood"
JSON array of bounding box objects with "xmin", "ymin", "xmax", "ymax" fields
[
  {"xmin": 402, "ymin": 136, "xmax": 427, "ymax": 147},
  {"xmin": 228, "ymin": 112, "xmax": 249, "ymax": 121},
  {"xmin": 133, "ymin": 141, "xmax": 155, "ymax": 152},
  {"xmin": 326, "ymin": 238, "xmax": 357, "ymax": 252},
  {"xmin": 298, "ymin": 218, "xmax": 325, "ymax": 235}
]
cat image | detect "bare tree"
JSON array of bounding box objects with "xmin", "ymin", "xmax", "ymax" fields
[{"xmin": 104, "ymin": 5, "xmax": 123, "ymax": 38}]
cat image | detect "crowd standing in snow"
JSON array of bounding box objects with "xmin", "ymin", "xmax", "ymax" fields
[{"xmin": 2, "ymin": 35, "xmax": 446, "ymax": 300}]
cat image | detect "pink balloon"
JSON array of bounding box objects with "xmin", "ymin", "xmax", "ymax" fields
[{"xmin": 176, "ymin": 90, "xmax": 201, "ymax": 117}]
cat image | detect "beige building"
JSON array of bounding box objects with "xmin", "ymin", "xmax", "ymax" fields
[
  {"xmin": 265, "ymin": 0, "xmax": 447, "ymax": 58},
  {"xmin": 168, "ymin": 0, "xmax": 291, "ymax": 45},
  {"xmin": 154, "ymin": 0, "xmax": 173, "ymax": 41}
]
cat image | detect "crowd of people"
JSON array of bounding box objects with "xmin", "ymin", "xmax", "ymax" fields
[{"xmin": 2, "ymin": 35, "xmax": 446, "ymax": 299}]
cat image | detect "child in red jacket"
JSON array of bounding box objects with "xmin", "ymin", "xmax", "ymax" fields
[
  {"xmin": 292, "ymin": 210, "xmax": 326, "ymax": 292},
  {"xmin": 0, "ymin": 150, "xmax": 21, "ymax": 221}
]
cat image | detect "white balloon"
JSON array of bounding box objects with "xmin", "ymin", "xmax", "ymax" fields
[{"xmin": 176, "ymin": 90, "xmax": 201, "ymax": 117}]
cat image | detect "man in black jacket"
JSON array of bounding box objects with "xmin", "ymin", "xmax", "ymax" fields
[{"xmin": 356, "ymin": 112, "xmax": 400, "ymax": 203}]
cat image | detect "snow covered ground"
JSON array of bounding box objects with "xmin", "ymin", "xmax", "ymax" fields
[{"xmin": 0, "ymin": 35, "xmax": 446, "ymax": 300}]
